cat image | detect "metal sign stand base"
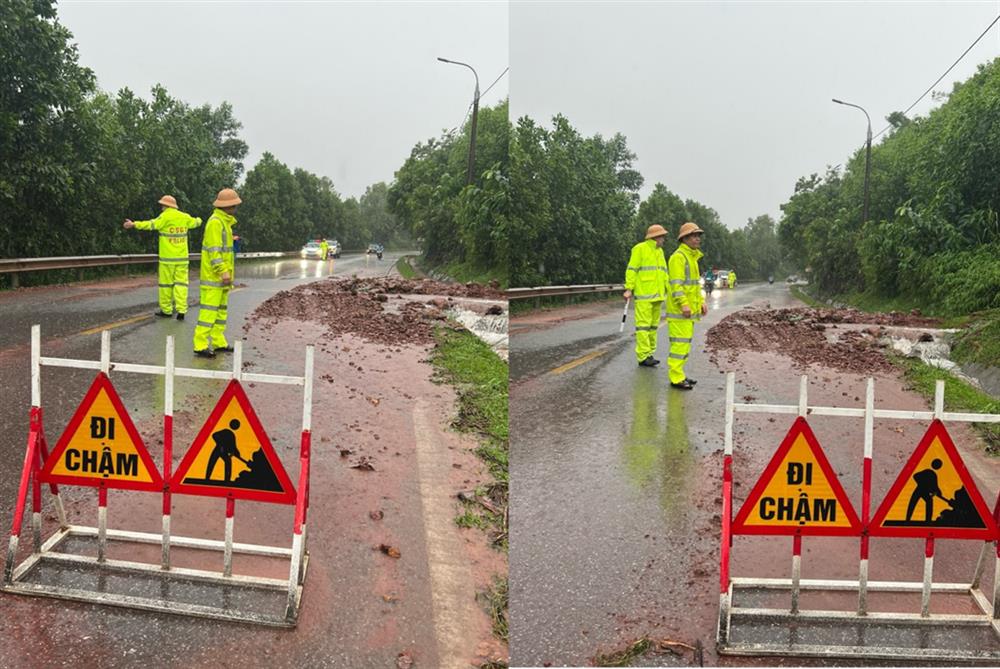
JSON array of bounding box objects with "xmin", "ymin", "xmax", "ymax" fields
[
  {"xmin": 719, "ymin": 570, "xmax": 1000, "ymax": 662},
  {"xmin": 4, "ymin": 523, "xmax": 309, "ymax": 627}
]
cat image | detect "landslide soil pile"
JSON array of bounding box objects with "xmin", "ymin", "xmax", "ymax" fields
[
  {"xmin": 706, "ymin": 306, "xmax": 940, "ymax": 374},
  {"xmin": 247, "ymin": 277, "xmax": 504, "ymax": 345}
]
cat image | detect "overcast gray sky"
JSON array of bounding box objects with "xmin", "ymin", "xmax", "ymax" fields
[
  {"xmin": 59, "ymin": 0, "xmax": 509, "ymax": 200},
  {"xmin": 510, "ymin": 1, "xmax": 1000, "ymax": 229}
]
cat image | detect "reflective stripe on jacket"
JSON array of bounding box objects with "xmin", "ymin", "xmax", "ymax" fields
[
  {"xmin": 199, "ymin": 208, "xmax": 236, "ymax": 281},
  {"xmin": 624, "ymin": 239, "xmax": 667, "ymax": 301},
  {"xmin": 666, "ymin": 243, "xmax": 704, "ymax": 319},
  {"xmin": 133, "ymin": 208, "xmax": 202, "ymax": 259}
]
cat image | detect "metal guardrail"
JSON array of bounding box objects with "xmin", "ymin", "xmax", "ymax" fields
[
  {"xmin": 0, "ymin": 252, "xmax": 296, "ymax": 287},
  {"xmin": 507, "ymin": 283, "xmax": 623, "ymax": 299}
]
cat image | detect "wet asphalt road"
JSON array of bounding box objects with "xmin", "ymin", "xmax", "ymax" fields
[
  {"xmin": 0, "ymin": 252, "xmax": 404, "ymax": 667},
  {"xmin": 509, "ymin": 284, "xmax": 1000, "ymax": 667}
]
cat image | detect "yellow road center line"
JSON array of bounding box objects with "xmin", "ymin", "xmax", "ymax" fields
[
  {"xmin": 76, "ymin": 285, "xmax": 243, "ymax": 336},
  {"xmin": 550, "ymin": 349, "xmax": 607, "ymax": 375},
  {"xmin": 77, "ymin": 313, "xmax": 152, "ymax": 336}
]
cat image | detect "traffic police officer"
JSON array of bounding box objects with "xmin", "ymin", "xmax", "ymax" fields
[
  {"xmin": 624, "ymin": 224, "xmax": 669, "ymax": 367},
  {"xmin": 665, "ymin": 222, "xmax": 707, "ymax": 389},
  {"xmin": 123, "ymin": 195, "xmax": 202, "ymax": 319}
]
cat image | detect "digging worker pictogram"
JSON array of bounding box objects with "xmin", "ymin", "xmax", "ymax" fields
[
  {"xmin": 123, "ymin": 195, "xmax": 202, "ymax": 320},
  {"xmin": 905, "ymin": 458, "xmax": 949, "ymax": 523},
  {"xmin": 623, "ymin": 224, "xmax": 669, "ymax": 367},
  {"xmin": 194, "ymin": 188, "xmax": 241, "ymax": 358},
  {"xmin": 665, "ymin": 222, "xmax": 707, "ymax": 390},
  {"xmin": 205, "ymin": 419, "xmax": 247, "ymax": 482}
]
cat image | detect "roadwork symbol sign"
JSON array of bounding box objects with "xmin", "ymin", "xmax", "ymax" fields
[
  {"xmin": 871, "ymin": 420, "xmax": 998, "ymax": 540},
  {"xmin": 40, "ymin": 372, "xmax": 163, "ymax": 491},
  {"xmin": 733, "ymin": 417, "xmax": 861, "ymax": 536},
  {"xmin": 171, "ymin": 380, "xmax": 296, "ymax": 504}
]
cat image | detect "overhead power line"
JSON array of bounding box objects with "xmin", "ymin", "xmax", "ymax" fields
[
  {"xmin": 873, "ymin": 13, "xmax": 1000, "ymax": 140},
  {"xmin": 480, "ymin": 66, "xmax": 509, "ymax": 100},
  {"xmin": 448, "ymin": 66, "xmax": 507, "ymax": 135}
]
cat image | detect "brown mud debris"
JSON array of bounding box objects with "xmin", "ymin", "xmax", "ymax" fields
[
  {"xmin": 247, "ymin": 277, "xmax": 503, "ymax": 346},
  {"xmin": 706, "ymin": 306, "xmax": 937, "ymax": 374},
  {"xmin": 378, "ymin": 544, "xmax": 402, "ymax": 559}
]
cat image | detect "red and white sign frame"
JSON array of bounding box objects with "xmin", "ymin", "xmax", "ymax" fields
[
  {"xmin": 2, "ymin": 326, "xmax": 315, "ymax": 627},
  {"xmin": 719, "ymin": 373, "xmax": 1000, "ymax": 662}
]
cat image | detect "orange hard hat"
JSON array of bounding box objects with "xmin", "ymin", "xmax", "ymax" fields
[
  {"xmin": 645, "ymin": 224, "xmax": 669, "ymax": 240},
  {"xmin": 158, "ymin": 195, "xmax": 178, "ymax": 209},
  {"xmin": 213, "ymin": 188, "xmax": 242, "ymax": 208},
  {"xmin": 677, "ymin": 222, "xmax": 704, "ymax": 240}
]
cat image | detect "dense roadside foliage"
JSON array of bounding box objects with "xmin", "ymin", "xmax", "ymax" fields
[
  {"xmin": 778, "ymin": 58, "xmax": 1000, "ymax": 316},
  {"xmin": 507, "ymin": 114, "xmax": 782, "ymax": 288},
  {"xmin": 388, "ymin": 100, "xmax": 510, "ymax": 285},
  {"xmin": 1, "ymin": 0, "xmax": 408, "ymax": 288}
]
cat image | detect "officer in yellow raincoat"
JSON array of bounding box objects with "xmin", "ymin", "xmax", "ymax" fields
[
  {"xmin": 665, "ymin": 222, "xmax": 707, "ymax": 390},
  {"xmin": 193, "ymin": 188, "xmax": 241, "ymax": 358},
  {"xmin": 728, "ymin": 270, "xmax": 737, "ymax": 289},
  {"xmin": 624, "ymin": 224, "xmax": 669, "ymax": 367},
  {"xmin": 124, "ymin": 195, "xmax": 202, "ymax": 319}
]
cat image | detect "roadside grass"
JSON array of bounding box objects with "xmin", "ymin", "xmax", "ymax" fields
[
  {"xmin": 795, "ymin": 285, "xmax": 971, "ymax": 327},
  {"xmin": 592, "ymin": 637, "xmax": 703, "ymax": 667},
  {"xmin": 891, "ymin": 354, "xmax": 1000, "ymax": 454},
  {"xmin": 394, "ymin": 255, "xmax": 424, "ymax": 279},
  {"xmin": 430, "ymin": 326, "xmax": 509, "ymax": 661},
  {"xmin": 951, "ymin": 308, "xmax": 1000, "ymax": 368},
  {"xmin": 509, "ymin": 290, "xmax": 619, "ymax": 315},
  {"xmin": 479, "ymin": 576, "xmax": 508, "ymax": 643},
  {"xmin": 594, "ymin": 639, "xmax": 653, "ymax": 667},
  {"xmin": 426, "ymin": 258, "xmax": 507, "ymax": 288},
  {"xmin": 789, "ymin": 285, "xmax": 824, "ymax": 308}
]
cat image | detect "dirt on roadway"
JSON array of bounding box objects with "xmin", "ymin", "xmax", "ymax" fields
[
  {"xmin": 252, "ymin": 277, "xmax": 506, "ymax": 346},
  {"xmin": 707, "ymin": 306, "xmax": 942, "ymax": 375},
  {"xmin": 244, "ymin": 276, "xmax": 508, "ymax": 668}
]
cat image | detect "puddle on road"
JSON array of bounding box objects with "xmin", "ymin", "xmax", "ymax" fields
[{"xmin": 622, "ymin": 372, "xmax": 696, "ymax": 519}]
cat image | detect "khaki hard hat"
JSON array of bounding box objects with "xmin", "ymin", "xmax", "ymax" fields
[
  {"xmin": 645, "ymin": 224, "xmax": 669, "ymax": 240},
  {"xmin": 158, "ymin": 195, "xmax": 178, "ymax": 209},
  {"xmin": 213, "ymin": 188, "xmax": 242, "ymax": 208},
  {"xmin": 677, "ymin": 222, "xmax": 704, "ymax": 240}
]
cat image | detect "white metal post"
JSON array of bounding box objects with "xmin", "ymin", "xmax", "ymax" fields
[
  {"xmin": 100, "ymin": 330, "xmax": 111, "ymax": 374},
  {"xmin": 299, "ymin": 345, "xmax": 314, "ymax": 583},
  {"xmin": 859, "ymin": 377, "xmax": 874, "ymax": 615},
  {"xmin": 31, "ymin": 325, "xmax": 41, "ymax": 407},
  {"xmin": 789, "ymin": 376, "xmax": 808, "ymax": 613},
  {"xmin": 162, "ymin": 336, "xmax": 174, "ymax": 570},
  {"xmin": 233, "ymin": 340, "xmax": 243, "ymax": 382}
]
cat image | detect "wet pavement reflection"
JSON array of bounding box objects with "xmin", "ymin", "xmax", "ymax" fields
[{"xmin": 510, "ymin": 284, "xmax": 800, "ymax": 667}]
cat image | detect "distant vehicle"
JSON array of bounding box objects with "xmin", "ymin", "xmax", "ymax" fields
[
  {"xmin": 716, "ymin": 269, "xmax": 731, "ymax": 288},
  {"xmin": 300, "ymin": 241, "xmax": 326, "ymax": 260},
  {"xmin": 328, "ymin": 239, "xmax": 342, "ymax": 258},
  {"xmin": 366, "ymin": 243, "xmax": 384, "ymax": 260}
]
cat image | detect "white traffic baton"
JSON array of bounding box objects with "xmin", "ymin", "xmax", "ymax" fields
[{"xmin": 619, "ymin": 298, "xmax": 630, "ymax": 333}]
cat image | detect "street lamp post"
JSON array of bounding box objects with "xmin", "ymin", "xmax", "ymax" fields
[
  {"xmin": 832, "ymin": 98, "xmax": 872, "ymax": 226},
  {"xmin": 438, "ymin": 57, "xmax": 480, "ymax": 186}
]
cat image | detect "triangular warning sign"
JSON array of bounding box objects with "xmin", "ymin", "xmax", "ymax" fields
[
  {"xmin": 39, "ymin": 372, "xmax": 163, "ymax": 491},
  {"xmin": 733, "ymin": 417, "xmax": 861, "ymax": 536},
  {"xmin": 170, "ymin": 380, "xmax": 296, "ymax": 504},
  {"xmin": 870, "ymin": 420, "xmax": 998, "ymax": 540}
]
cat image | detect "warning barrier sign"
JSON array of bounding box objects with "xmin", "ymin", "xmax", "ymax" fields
[
  {"xmin": 39, "ymin": 372, "xmax": 162, "ymax": 491},
  {"xmin": 733, "ymin": 417, "xmax": 861, "ymax": 536},
  {"xmin": 171, "ymin": 380, "xmax": 296, "ymax": 504},
  {"xmin": 871, "ymin": 419, "xmax": 998, "ymax": 540}
]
